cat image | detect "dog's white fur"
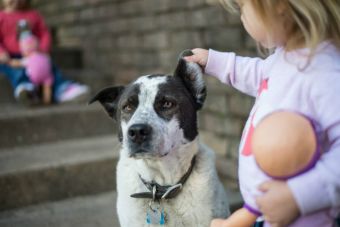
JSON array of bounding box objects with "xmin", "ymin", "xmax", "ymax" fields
[{"xmin": 115, "ymin": 75, "xmax": 230, "ymax": 227}]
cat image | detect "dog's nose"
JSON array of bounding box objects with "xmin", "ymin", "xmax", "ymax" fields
[{"xmin": 128, "ymin": 124, "xmax": 152, "ymax": 144}]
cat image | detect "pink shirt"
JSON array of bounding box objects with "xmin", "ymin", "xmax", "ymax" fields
[
  {"xmin": 0, "ymin": 10, "xmax": 51, "ymax": 55},
  {"xmin": 205, "ymin": 42, "xmax": 340, "ymax": 227}
]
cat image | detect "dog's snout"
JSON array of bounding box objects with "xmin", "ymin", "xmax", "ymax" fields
[{"xmin": 128, "ymin": 124, "xmax": 152, "ymax": 144}]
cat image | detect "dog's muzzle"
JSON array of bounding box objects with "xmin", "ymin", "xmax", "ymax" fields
[{"xmin": 128, "ymin": 123, "xmax": 153, "ymax": 155}]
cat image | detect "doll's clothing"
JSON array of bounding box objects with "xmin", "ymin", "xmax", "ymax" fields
[{"xmin": 22, "ymin": 52, "xmax": 53, "ymax": 86}]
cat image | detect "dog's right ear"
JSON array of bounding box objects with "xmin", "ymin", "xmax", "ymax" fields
[{"xmin": 88, "ymin": 86, "xmax": 125, "ymax": 119}]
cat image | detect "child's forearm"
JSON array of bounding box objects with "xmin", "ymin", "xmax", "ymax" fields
[
  {"xmin": 9, "ymin": 59, "xmax": 24, "ymax": 68},
  {"xmin": 211, "ymin": 207, "xmax": 258, "ymax": 227}
]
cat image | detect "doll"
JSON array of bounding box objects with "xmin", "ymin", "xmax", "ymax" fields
[
  {"xmin": 221, "ymin": 111, "xmax": 319, "ymax": 226},
  {"xmin": 10, "ymin": 19, "xmax": 53, "ymax": 104}
]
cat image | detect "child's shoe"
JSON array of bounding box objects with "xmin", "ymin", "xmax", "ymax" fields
[
  {"xmin": 14, "ymin": 83, "xmax": 39, "ymax": 106},
  {"xmin": 58, "ymin": 83, "xmax": 90, "ymax": 104}
]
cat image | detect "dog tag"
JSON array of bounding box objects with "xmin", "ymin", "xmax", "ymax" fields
[{"xmin": 146, "ymin": 206, "xmax": 166, "ymax": 225}]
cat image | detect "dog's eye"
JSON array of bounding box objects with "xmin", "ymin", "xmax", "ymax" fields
[
  {"xmin": 123, "ymin": 104, "xmax": 134, "ymax": 113},
  {"xmin": 162, "ymin": 100, "xmax": 174, "ymax": 109}
]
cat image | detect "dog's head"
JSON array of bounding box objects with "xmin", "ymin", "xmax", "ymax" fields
[{"xmin": 89, "ymin": 50, "xmax": 206, "ymax": 159}]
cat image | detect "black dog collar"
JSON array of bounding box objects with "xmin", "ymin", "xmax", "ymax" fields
[{"xmin": 130, "ymin": 155, "xmax": 196, "ymax": 201}]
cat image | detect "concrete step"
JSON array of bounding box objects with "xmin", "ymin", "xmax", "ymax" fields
[
  {"xmin": 0, "ymin": 135, "xmax": 120, "ymax": 211},
  {"xmin": 0, "ymin": 76, "xmax": 16, "ymax": 104},
  {"xmin": 0, "ymin": 189, "xmax": 242, "ymax": 227},
  {"xmin": 0, "ymin": 191, "xmax": 120, "ymax": 227},
  {"xmin": 0, "ymin": 103, "xmax": 116, "ymax": 149}
]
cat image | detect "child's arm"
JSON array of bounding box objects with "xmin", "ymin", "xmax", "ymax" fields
[
  {"xmin": 185, "ymin": 48, "xmax": 274, "ymax": 97},
  {"xmin": 0, "ymin": 28, "xmax": 9, "ymax": 63},
  {"xmin": 287, "ymin": 108, "xmax": 340, "ymax": 213},
  {"xmin": 34, "ymin": 11, "xmax": 51, "ymax": 53},
  {"xmin": 256, "ymin": 79, "xmax": 340, "ymax": 225},
  {"xmin": 204, "ymin": 49, "xmax": 275, "ymax": 97},
  {"xmin": 288, "ymin": 80, "xmax": 340, "ymax": 214},
  {"xmin": 0, "ymin": 50, "xmax": 9, "ymax": 63},
  {"xmin": 9, "ymin": 59, "xmax": 24, "ymax": 68},
  {"xmin": 210, "ymin": 208, "xmax": 258, "ymax": 227}
]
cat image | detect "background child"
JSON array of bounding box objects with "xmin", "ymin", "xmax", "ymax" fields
[
  {"xmin": 185, "ymin": 0, "xmax": 340, "ymax": 226},
  {"xmin": 10, "ymin": 19, "xmax": 53, "ymax": 104},
  {"xmin": 0, "ymin": 0, "xmax": 89, "ymax": 106}
]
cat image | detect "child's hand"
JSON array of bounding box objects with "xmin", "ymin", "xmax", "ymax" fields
[
  {"xmin": 0, "ymin": 52, "xmax": 10, "ymax": 63},
  {"xmin": 9, "ymin": 59, "xmax": 24, "ymax": 68},
  {"xmin": 256, "ymin": 180, "xmax": 300, "ymax": 227},
  {"xmin": 183, "ymin": 48, "xmax": 209, "ymax": 68},
  {"xmin": 210, "ymin": 218, "xmax": 228, "ymax": 227}
]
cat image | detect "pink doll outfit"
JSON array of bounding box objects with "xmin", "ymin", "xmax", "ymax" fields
[
  {"xmin": 20, "ymin": 34, "xmax": 53, "ymax": 86},
  {"xmin": 22, "ymin": 52, "xmax": 53, "ymax": 86}
]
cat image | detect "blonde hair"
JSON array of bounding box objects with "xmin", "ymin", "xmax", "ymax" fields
[{"xmin": 220, "ymin": 0, "xmax": 340, "ymax": 54}]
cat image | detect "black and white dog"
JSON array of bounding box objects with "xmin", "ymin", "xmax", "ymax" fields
[{"xmin": 90, "ymin": 51, "xmax": 229, "ymax": 227}]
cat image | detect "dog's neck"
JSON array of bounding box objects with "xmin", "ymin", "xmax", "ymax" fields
[{"xmin": 134, "ymin": 138, "xmax": 199, "ymax": 186}]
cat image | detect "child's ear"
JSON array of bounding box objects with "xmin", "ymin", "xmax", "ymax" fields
[
  {"xmin": 88, "ymin": 86, "xmax": 125, "ymax": 120},
  {"xmin": 174, "ymin": 49, "xmax": 207, "ymax": 110},
  {"xmin": 276, "ymin": 1, "xmax": 288, "ymax": 15}
]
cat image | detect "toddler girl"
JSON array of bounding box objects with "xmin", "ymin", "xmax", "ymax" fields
[
  {"xmin": 0, "ymin": 0, "xmax": 89, "ymax": 106},
  {"xmin": 185, "ymin": 0, "xmax": 340, "ymax": 226}
]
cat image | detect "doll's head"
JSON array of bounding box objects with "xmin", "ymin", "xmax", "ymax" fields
[
  {"xmin": 19, "ymin": 33, "xmax": 38, "ymax": 56},
  {"xmin": 252, "ymin": 111, "xmax": 318, "ymax": 179}
]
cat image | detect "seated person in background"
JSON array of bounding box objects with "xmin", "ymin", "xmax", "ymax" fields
[
  {"xmin": 0, "ymin": 0, "xmax": 89, "ymax": 106},
  {"xmin": 10, "ymin": 19, "xmax": 53, "ymax": 104}
]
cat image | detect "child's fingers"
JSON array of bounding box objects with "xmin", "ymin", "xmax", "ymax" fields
[{"xmin": 183, "ymin": 55, "xmax": 198, "ymax": 63}]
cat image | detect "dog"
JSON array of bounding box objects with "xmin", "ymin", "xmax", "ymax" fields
[{"xmin": 89, "ymin": 50, "xmax": 230, "ymax": 227}]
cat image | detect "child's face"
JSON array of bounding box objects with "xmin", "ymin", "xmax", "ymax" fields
[
  {"xmin": 2, "ymin": 0, "xmax": 27, "ymax": 11},
  {"xmin": 238, "ymin": 0, "xmax": 284, "ymax": 48}
]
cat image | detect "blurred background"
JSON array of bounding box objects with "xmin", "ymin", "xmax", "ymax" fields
[{"xmin": 0, "ymin": 0, "xmax": 257, "ymax": 226}]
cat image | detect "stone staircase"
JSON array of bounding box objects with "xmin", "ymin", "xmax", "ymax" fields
[{"xmin": 0, "ymin": 48, "xmax": 243, "ymax": 227}]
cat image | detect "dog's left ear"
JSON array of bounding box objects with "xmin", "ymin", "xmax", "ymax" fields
[
  {"xmin": 174, "ymin": 49, "xmax": 207, "ymax": 110},
  {"xmin": 88, "ymin": 86, "xmax": 125, "ymax": 120}
]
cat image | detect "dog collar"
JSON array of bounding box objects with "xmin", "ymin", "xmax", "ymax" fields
[{"xmin": 130, "ymin": 155, "xmax": 196, "ymax": 201}]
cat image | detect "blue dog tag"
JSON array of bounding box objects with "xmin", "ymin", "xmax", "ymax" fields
[{"xmin": 146, "ymin": 206, "xmax": 166, "ymax": 225}]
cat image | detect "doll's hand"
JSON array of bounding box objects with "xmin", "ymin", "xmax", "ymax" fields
[
  {"xmin": 183, "ymin": 48, "xmax": 209, "ymax": 68},
  {"xmin": 256, "ymin": 180, "xmax": 300, "ymax": 227}
]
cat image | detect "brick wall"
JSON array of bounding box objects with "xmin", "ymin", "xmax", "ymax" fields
[{"xmin": 32, "ymin": 0, "xmax": 257, "ymax": 187}]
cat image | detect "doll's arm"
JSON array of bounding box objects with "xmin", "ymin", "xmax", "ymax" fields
[
  {"xmin": 211, "ymin": 207, "xmax": 258, "ymax": 227},
  {"xmin": 42, "ymin": 84, "xmax": 52, "ymax": 104}
]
